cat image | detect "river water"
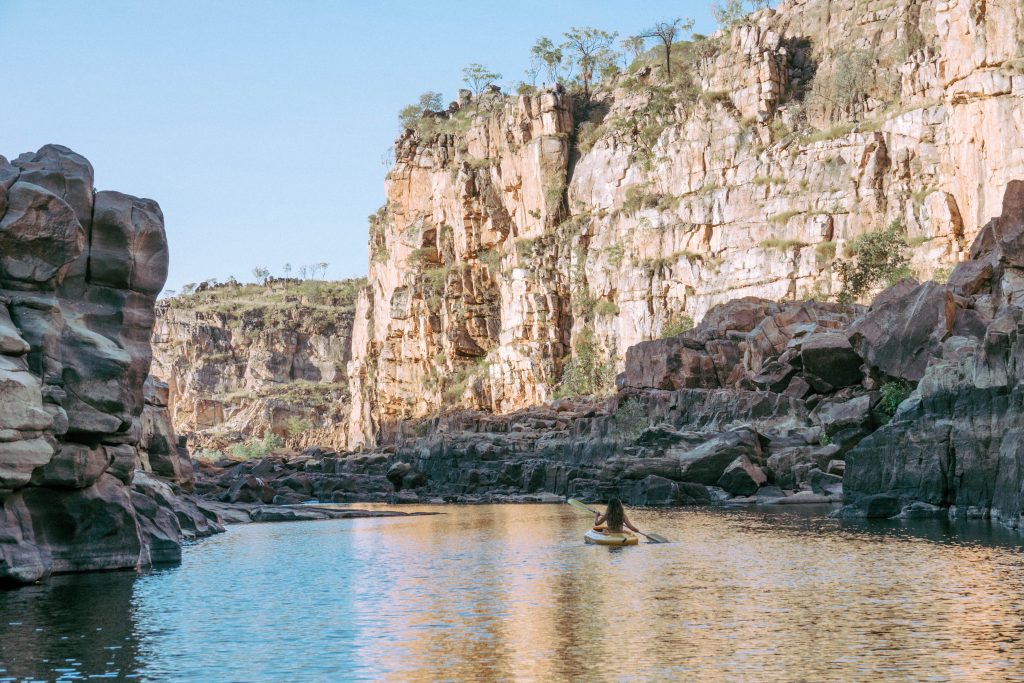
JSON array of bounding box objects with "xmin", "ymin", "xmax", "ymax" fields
[{"xmin": 3, "ymin": 504, "xmax": 1024, "ymax": 682}]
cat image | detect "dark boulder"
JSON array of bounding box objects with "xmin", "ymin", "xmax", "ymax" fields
[
  {"xmin": 716, "ymin": 456, "xmax": 768, "ymax": 496},
  {"xmin": 799, "ymin": 332, "xmax": 863, "ymax": 388},
  {"xmin": 677, "ymin": 429, "xmax": 762, "ymax": 485},
  {"xmin": 848, "ymin": 281, "xmax": 956, "ymax": 381}
]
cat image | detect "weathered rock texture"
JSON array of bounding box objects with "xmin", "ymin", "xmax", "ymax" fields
[
  {"xmin": 150, "ymin": 278, "xmax": 364, "ymax": 453},
  {"xmin": 0, "ymin": 146, "xmax": 220, "ymax": 586},
  {"xmin": 345, "ymin": 0, "xmax": 1024, "ymax": 447},
  {"xmin": 197, "ymin": 182, "xmax": 1024, "ymax": 531},
  {"xmin": 843, "ymin": 181, "xmax": 1024, "ymax": 526}
]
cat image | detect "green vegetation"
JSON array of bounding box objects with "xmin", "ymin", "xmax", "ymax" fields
[
  {"xmin": 284, "ymin": 416, "xmax": 313, "ymax": 436},
  {"xmin": 815, "ymin": 241, "xmax": 837, "ymax": 260},
  {"xmin": 594, "ymin": 299, "xmax": 619, "ymax": 317},
  {"xmin": 575, "ymin": 120, "xmax": 602, "ymax": 153},
  {"xmin": 800, "ymin": 122, "xmax": 857, "ymax": 145},
  {"xmin": 399, "ymin": 91, "xmax": 444, "ymax": 130},
  {"xmin": 661, "ymin": 311, "xmax": 694, "ymax": 338},
  {"xmin": 621, "ymin": 184, "xmax": 681, "ymax": 214},
  {"xmin": 193, "ymin": 449, "xmax": 225, "ymax": 464},
  {"xmin": 605, "ymin": 242, "xmax": 626, "ymax": 267},
  {"xmin": 811, "ymin": 49, "xmax": 879, "ymax": 121},
  {"xmin": 369, "ymin": 205, "xmax": 391, "ymax": 263},
  {"xmin": 161, "ymin": 278, "xmax": 366, "ymax": 334},
  {"xmin": 613, "ymin": 397, "xmax": 649, "ymax": 441},
  {"xmin": 556, "ymin": 328, "xmax": 614, "ymax": 398},
  {"xmin": 408, "ymin": 247, "xmax": 438, "ymax": 265},
  {"xmin": 463, "ymin": 63, "xmax": 502, "ymax": 97},
  {"xmin": 639, "ymin": 18, "xmax": 694, "ymax": 77},
  {"xmin": 230, "ymin": 434, "xmax": 284, "ymax": 460},
  {"xmin": 878, "ymin": 380, "xmax": 914, "ymax": 416},
  {"xmin": 768, "ymin": 210, "xmax": 803, "ymax": 225},
  {"xmin": 760, "ymin": 238, "xmax": 807, "ymax": 251},
  {"xmin": 712, "ymin": 0, "xmax": 771, "ymax": 29},
  {"xmin": 836, "ymin": 220, "xmax": 912, "ymax": 303}
]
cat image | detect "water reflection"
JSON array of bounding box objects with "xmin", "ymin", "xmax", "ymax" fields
[
  {"xmin": 2, "ymin": 505, "xmax": 1024, "ymax": 681},
  {"xmin": 0, "ymin": 570, "xmax": 141, "ymax": 680}
]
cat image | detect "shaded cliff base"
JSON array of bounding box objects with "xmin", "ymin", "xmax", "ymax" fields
[{"xmin": 197, "ymin": 182, "xmax": 1024, "ymax": 530}]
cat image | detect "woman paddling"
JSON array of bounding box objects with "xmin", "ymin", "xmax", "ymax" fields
[{"xmin": 593, "ymin": 498, "xmax": 640, "ymax": 534}]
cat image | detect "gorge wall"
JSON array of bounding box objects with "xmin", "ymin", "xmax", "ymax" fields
[
  {"xmin": 345, "ymin": 0, "xmax": 1024, "ymax": 448},
  {"xmin": 0, "ymin": 145, "xmax": 219, "ymax": 586},
  {"xmin": 150, "ymin": 278, "xmax": 364, "ymax": 454}
]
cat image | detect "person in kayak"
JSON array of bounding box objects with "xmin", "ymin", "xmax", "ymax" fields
[{"xmin": 593, "ymin": 498, "xmax": 640, "ymax": 534}]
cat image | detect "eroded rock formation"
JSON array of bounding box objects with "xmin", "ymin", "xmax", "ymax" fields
[
  {"xmin": 0, "ymin": 145, "xmax": 220, "ymax": 586},
  {"xmin": 150, "ymin": 278, "xmax": 364, "ymax": 453},
  {"xmin": 196, "ymin": 182, "xmax": 1024, "ymax": 531},
  {"xmin": 345, "ymin": 0, "xmax": 1024, "ymax": 449}
]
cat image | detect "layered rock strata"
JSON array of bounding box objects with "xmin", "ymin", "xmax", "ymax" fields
[
  {"xmin": 201, "ymin": 182, "xmax": 1024, "ymax": 529},
  {"xmin": 0, "ymin": 145, "xmax": 220, "ymax": 586},
  {"xmin": 346, "ymin": 0, "xmax": 1024, "ymax": 448},
  {"xmin": 150, "ymin": 278, "xmax": 363, "ymax": 452}
]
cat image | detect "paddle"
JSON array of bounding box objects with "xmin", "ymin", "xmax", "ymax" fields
[{"xmin": 567, "ymin": 498, "xmax": 670, "ymax": 543}]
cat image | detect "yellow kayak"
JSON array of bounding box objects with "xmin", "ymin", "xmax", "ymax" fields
[{"xmin": 584, "ymin": 526, "xmax": 639, "ymax": 546}]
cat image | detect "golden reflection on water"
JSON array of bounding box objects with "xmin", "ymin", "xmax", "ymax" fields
[
  {"xmin": 5, "ymin": 504, "xmax": 1024, "ymax": 682},
  {"xmin": 343, "ymin": 505, "xmax": 1024, "ymax": 682}
]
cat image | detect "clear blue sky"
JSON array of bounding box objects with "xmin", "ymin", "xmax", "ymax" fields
[{"xmin": 0, "ymin": 1, "xmax": 715, "ymax": 293}]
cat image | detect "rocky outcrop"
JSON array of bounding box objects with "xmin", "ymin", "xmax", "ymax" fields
[
  {"xmin": 842, "ymin": 181, "xmax": 1024, "ymax": 525},
  {"xmin": 0, "ymin": 145, "xmax": 221, "ymax": 586},
  {"xmin": 346, "ymin": 0, "xmax": 1024, "ymax": 447},
  {"xmin": 150, "ymin": 279, "xmax": 364, "ymax": 453},
  {"xmin": 199, "ymin": 182, "xmax": 1024, "ymax": 528}
]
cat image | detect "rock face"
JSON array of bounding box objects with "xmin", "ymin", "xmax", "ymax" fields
[
  {"xmin": 843, "ymin": 181, "xmax": 1024, "ymax": 526},
  {"xmin": 196, "ymin": 182, "xmax": 1024, "ymax": 529},
  {"xmin": 150, "ymin": 278, "xmax": 364, "ymax": 453},
  {"xmin": 0, "ymin": 146, "xmax": 221, "ymax": 586},
  {"xmin": 345, "ymin": 0, "xmax": 1024, "ymax": 447}
]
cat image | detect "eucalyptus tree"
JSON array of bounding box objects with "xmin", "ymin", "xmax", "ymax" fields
[
  {"xmin": 561, "ymin": 27, "xmax": 618, "ymax": 97},
  {"xmin": 640, "ymin": 18, "xmax": 694, "ymax": 78}
]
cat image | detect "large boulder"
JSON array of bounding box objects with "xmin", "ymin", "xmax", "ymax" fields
[
  {"xmin": 799, "ymin": 332, "xmax": 863, "ymax": 388},
  {"xmin": 676, "ymin": 429, "xmax": 763, "ymax": 485},
  {"xmin": 716, "ymin": 456, "xmax": 768, "ymax": 496},
  {"xmin": 848, "ymin": 281, "xmax": 956, "ymax": 381}
]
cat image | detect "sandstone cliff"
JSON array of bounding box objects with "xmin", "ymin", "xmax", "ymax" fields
[
  {"xmin": 0, "ymin": 145, "xmax": 220, "ymax": 586},
  {"xmin": 197, "ymin": 182, "xmax": 1024, "ymax": 531},
  {"xmin": 345, "ymin": 0, "xmax": 1024, "ymax": 447},
  {"xmin": 150, "ymin": 278, "xmax": 364, "ymax": 453}
]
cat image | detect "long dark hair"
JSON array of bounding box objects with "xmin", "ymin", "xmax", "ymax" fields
[{"xmin": 605, "ymin": 498, "xmax": 625, "ymax": 530}]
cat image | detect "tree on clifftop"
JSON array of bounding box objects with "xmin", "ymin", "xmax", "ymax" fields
[
  {"xmin": 252, "ymin": 266, "xmax": 270, "ymax": 285},
  {"xmin": 531, "ymin": 37, "xmax": 566, "ymax": 85},
  {"xmin": 640, "ymin": 18, "xmax": 694, "ymax": 78},
  {"xmin": 399, "ymin": 91, "xmax": 445, "ymax": 131},
  {"xmin": 462, "ymin": 64, "xmax": 501, "ymax": 97},
  {"xmin": 561, "ymin": 27, "xmax": 617, "ymax": 97}
]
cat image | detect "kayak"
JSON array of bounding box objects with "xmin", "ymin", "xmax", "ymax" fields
[{"xmin": 584, "ymin": 526, "xmax": 639, "ymax": 546}]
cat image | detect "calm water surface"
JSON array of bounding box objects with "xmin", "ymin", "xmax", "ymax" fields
[{"xmin": 3, "ymin": 504, "xmax": 1024, "ymax": 682}]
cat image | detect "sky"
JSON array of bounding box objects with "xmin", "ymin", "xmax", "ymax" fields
[{"xmin": 0, "ymin": 1, "xmax": 716, "ymax": 294}]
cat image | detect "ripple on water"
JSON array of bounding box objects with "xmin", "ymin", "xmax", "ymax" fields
[{"xmin": 2, "ymin": 504, "xmax": 1024, "ymax": 682}]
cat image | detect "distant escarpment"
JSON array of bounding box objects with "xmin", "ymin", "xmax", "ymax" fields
[
  {"xmin": 151, "ymin": 278, "xmax": 364, "ymax": 454},
  {"xmin": 198, "ymin": 182, "xmax": 1024, "ymax": 531},
  {"xmin": 0, "ymin": 145, "xmax": 220, "ymax": 587},
  {"xmin": 345, "ymin": 0, "xmax": 1024, "ymax": 447}
]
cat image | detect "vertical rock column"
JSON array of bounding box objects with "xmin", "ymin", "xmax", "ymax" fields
[{"xmin": 0, "ymin": 145, "xmax": 170, "ymax": 584}]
